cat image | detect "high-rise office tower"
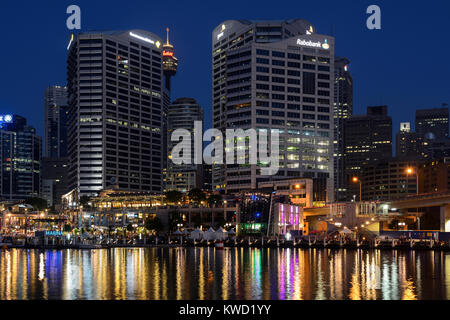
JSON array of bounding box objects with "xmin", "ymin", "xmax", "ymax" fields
[
  {"xmin": 333, "ymin": 57, "xmax": 353, "ymax": 201},
  {"xmin": 0, "ymin": 115, "xmax": 41, "ymax": 200},
  {"xmin": 166, "ymin": 98, "xmax": 204, "ymax": 192},
  {"xmin": 44, "ymin": 86, "xmax": 69, "ymax": 158},
  {"xmin": 415, "ymin": 107, "xmax": 449, "ymax": 140},
  {"xmin": 344, "ymin": 106, "xmax": 392, "ymax": 200},
  {"xmin": 67, "ymin": 30, "xmax": 164, "ymax": 198},
  {"xmin": 212, "ymin": 20, "xmax": 335, "ymax": 198},
  {"xmin": 395, "ymin": 122, "xmax": 423, "ymax": 160}
]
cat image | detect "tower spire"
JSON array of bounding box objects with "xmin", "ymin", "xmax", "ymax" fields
[{"xmin": 166, "ymin": 27, "xmax": 170, "ymax": 46}]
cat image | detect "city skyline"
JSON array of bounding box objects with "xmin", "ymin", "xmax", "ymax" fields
[
  {"xmin": 3, "ymin": 1, "xmax": 450, "ymax": 307},
  {"xmin": 1, "ymin": 0, "xmax": 449, "ymax": 140}
]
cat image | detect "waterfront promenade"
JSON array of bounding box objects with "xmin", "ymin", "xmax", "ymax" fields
[{"xmin": 1, "ymin": 234, "xmax": 450, "ymax": 251}]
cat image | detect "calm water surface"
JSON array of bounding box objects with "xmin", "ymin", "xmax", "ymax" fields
[{"xmin": 1, "ymin": 247, "xmax": 450, "ymax": 300}]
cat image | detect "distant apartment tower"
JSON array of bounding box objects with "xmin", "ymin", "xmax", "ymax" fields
[
  {"xmin": 212, "ymin": 20, "xmax": 335, "ymax": 199},
  {"xmin": 333, "ymin": 57, "xmax": 353, "ymax": 201},
  {"xmin": 344, "ymin": 106, "xmax": 392, "ymax": 200},
  {"xmin": 44, "ymin": 86, "xmax": 69, "ymax": 158},
  {"xmin": 395, "ymin": 122, "xmax": 423, "ymax": 160},
  {"xmin": 0, "ymin": 115, "xmax": 41, "ymax": 200},
  {"xmin": 67, "ymin": 30, "xmax": 164, "ymax": 198},
  {"xmin": 415, "ymin": 107, "xmax": 449, "ymax": 140},
  {"xmin": 166, "ymin": 98, "xmax": 204, "ymax": 192}
]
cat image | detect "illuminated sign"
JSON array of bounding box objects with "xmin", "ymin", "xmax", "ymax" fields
[
  {"xmin": 45, "ymin": 231, "xmax": 63, "ymax": 237},
  {"xmin": 0, "ymin": 115, "xmax": 13, "ymax": 123},
  {"xmin": 296, "ymin": 38, "xmax": 330, "ymax": 50},
  {"xmin": 217, "ymin": 24, "xmax": 226, "ymax": 40},
  {"xmin": 163, "ymin": 50, "xmax": 174, "ymax": 57},
  {"xmin": 129, "ymin": 32, "xmax": 161, "ymax": 48}
]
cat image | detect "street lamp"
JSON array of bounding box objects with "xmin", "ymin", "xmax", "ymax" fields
[
  {"xmin": 405, "ymin": 167, "xmax": 419, "ymax": 195},
  {"xmin": 352, "ymin": 177, "xmax": 362, "ymax": 202},
  {"xmin": 406, "ymin": 167, "xmax": 420, "ymax": 230}
]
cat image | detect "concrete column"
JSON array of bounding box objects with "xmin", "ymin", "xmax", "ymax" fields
[{"xmin": 440, "ymin": 205, "xmax": 450, "ymax": 232}]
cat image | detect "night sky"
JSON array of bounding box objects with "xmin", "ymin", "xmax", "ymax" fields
[{"xmin": 1, "ymin": 0, "xmax": 449, "ymax": 139}]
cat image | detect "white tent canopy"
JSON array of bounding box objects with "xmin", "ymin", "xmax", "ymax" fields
[
  {"xmin": 228, "ymin": 228, "xmax": 236, "ymax": 235},
  {"xmin": 214, "ymin": 227, "xmax": 228, "ymax": 240},
  {"xmin": 203, "ymin": 227, "xmax": 216, "ymax": 241},
  {"xmin": 173, "ymin": 229, "xmax": 182, "ymax": 235},
  {"xmin": 189, "ymin": 228, "xmax": 204, "ymax": 240},
  {"xmin": 341, "ymin": 227, "xmax": 352, "ymax": 234}
]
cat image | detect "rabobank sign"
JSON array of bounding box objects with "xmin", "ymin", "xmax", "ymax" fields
[{"xmin": 297, "ymin": 38, "xmax": 330, "ymax": 50}]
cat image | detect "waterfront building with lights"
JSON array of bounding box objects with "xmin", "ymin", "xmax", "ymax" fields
[
  {"xmin": 211, "ymin": 19, "xmax": 335, "ymax": 199},
  {"xmin": 0, "ymin": 115, "xmax": 41, "ymax": 201},
  {"xmin": 66, "ymin": 30, "xmax": 165, "ymax": 199}
]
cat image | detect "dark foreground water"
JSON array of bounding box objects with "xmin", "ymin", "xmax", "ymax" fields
[{"xmin": 1, "ymin": 247, "xmax": 450, "ymax": 300}]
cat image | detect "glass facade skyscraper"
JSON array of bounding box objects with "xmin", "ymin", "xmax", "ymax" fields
[
  {"xmin": 166, "ymin": 98, "xmax": 204, "ymax": 192},
  {"xmin": 333, "ymin": 57, "xmax": 353, "ymax": 201},
  {"xmin": 44, "ymin": 86, "xmax": 68, "ymax": 158}
]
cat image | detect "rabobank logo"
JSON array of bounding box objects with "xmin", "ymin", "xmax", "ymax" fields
[{"xmin": 296, "ymin": 38, "xmax": 329, "ymax": 50}]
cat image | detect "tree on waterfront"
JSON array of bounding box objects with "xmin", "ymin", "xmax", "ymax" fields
[
  {"xmin": 388, "ymin": 218, "xmax": 400, "ymax": 230},
  {"xmin": 215, "ymin": 217, "xmax": 226, "ymax": 229},
  {"xmin": 126, "ymin": 223, "xmax": 134, "ymax": 232},
  {"xmin": 79, "ymin": 196, "xmax": 92, "ymax": 209},
  {"xmin": 207, "ymin": 194, "xmax": 222, "ymax": 206},
  {"xmin": 25, "ymin": 197, "xmax": 48, "ymax": 211},
  {"xmin": 145, "ymin": 217, "xmax": 163, "ymax": 233},
  {"xmin": 169, "ymin": 211, "xmax": 184, "ymax": 231},
  {"xmin": 188, "ymin": 188, "xmax": 206, "ymax": 204},
  {"xmin": 193, "ymin": 214, "xmax": 202, "ymax": 228},
  {"xmin": 164, "ymin": 190, "xmax": 183, "ymax": 204}
]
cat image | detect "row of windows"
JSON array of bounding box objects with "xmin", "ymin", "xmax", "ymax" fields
[
  {"xmin": 256, "ymin": 66, "xmax": 330, "ymax": 78},
  {"xmin": 256, "ymin": 58, "xmax": 330, "ymax": 71},
  {"xmin": 254, "ymin": 111, "xmax": 330, "ymax": 121}
]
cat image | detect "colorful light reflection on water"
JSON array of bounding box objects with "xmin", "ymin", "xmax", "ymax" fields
[{"xmin": 0, "ymin": 248, "xmax": 449, "ymax": 300}]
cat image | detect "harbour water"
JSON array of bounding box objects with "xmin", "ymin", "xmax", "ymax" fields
[{"xmin": 0, "ymin": 247, "xmax": 450, "ymax": 300}]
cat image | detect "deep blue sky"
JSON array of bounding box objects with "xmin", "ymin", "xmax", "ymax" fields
[{"xmin": 1, "ymin": 0, "xmax": 449, "ymax": 138}]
